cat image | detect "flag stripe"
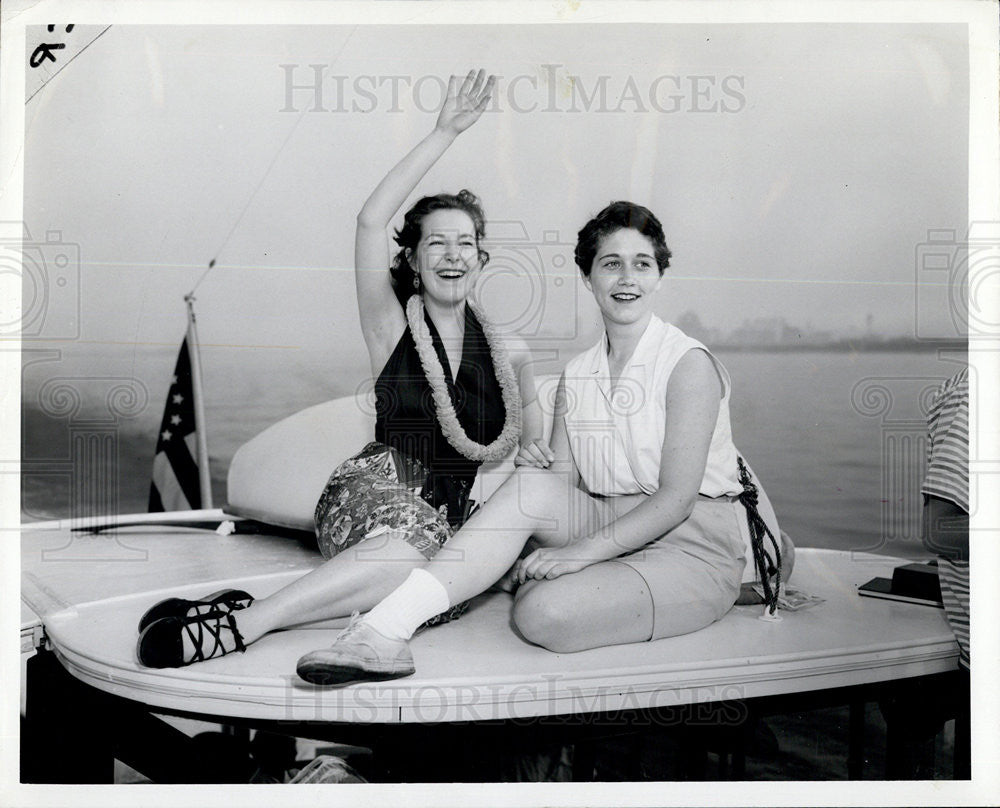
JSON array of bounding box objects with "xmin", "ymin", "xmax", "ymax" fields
[
  {"xmin": 151, "ymin": 451, "xmax": 193, "ymax": 511},
  {"xmin": 164, "ymin": 440, "xmax": 201, "ymax": 507},
  {"xmin": 148, "ymin": 484, "xmax": 164, "ymax": 513},
  {"xmin": 149, "ymin": 337, "xmax": 204, "ymax": 512}
]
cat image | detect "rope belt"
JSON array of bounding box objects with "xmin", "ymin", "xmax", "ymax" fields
[{"xmin": 736, "ymin": 457, "xmax": 782, "ymax": 614}]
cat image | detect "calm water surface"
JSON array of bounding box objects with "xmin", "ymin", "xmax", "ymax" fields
[{"xmin": 22, "ymin": 347, "xmax": 964, "ymax": 561}]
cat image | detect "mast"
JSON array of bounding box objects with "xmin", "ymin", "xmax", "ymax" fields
[{"xmin": 184, "ymin": 293, "xmax": 213, "ymax": 508}]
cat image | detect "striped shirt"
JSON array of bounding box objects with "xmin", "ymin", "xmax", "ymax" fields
[
  {"xmin": 921, "ymin": 368, "xmax": 969, "ymax": 512},
  {"xmin": 921, "ymin": 368, "xmax": 969, "ymax": 668},
  {"xmin": 939, "ymin": 559, "xmax": 970, "ymax": 669}
]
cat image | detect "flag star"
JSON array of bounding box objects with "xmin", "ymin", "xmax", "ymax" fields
[
  {"xmin": 170, "ymin": 414, "xmax": 182, "ymax": 425},
  {"xmin": 161, "ymin": 429, "xmax": 173, "ymax": 441},
  {"xmin": 171, "ymin": 375, "xmax": 178, "ymax": 385},
  {"xmin": 172, "ymin": 393, "xmax": 184, "ymax": 404}
]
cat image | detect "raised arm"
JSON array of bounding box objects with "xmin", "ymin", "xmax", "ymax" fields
[{"xmin": 354, "ymin": 70, "xmax": 495, "ymax": 371}]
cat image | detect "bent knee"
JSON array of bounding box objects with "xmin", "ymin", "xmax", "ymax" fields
[{"xmin": 512, "ymin": 586, "xmax": 583, "ymax": 653}]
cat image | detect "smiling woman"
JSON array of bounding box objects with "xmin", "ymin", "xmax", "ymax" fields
[
  {"xmin": 389, "ymin": 192, "xmax": 488, "ymax": 304},
  {"xmin": 577, "ymin": 202, "xmax": 672, "ymax": 334},
  {"xmin": 291, "ymin": 200, "xmax": 791, "ymax": 686},
  {"xmin": 135, "ymin": 69, "xmax": 543, "ymax": 670},
  {"xmin": 411, "ymin": 208, "xmax": 481, "ymax": 298}
]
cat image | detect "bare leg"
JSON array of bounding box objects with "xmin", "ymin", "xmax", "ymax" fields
[
  {"xmin": 176, "ymin": 465, "xmax": 600, "ymax": 659},
  {"xmin": 513, "ymin": 562, "xmax": 654, "ymax": 652},
  {"xmin": 422, "ymin": 465, "xmax": 612, "ymax": 605},
  {"xmin": 224, "ymin": 534, "xmax": 426, "ymax": 645},
  {"xmin": 294, "ymin": 472, "xmax": 639, "ymax": 681}
]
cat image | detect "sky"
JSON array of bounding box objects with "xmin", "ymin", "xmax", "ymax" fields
[{"xmin": 17, "ymin": 19, "xmax": 971, "ymax": 383}]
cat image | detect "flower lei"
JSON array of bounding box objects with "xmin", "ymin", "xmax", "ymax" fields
[{"xmin": 405, "ymin": 294, "xmax": 522, "ymax": 463}]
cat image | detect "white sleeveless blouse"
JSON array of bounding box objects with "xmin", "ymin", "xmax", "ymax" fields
[{"xmin": 563, "ymin": 315, "xmax": 741, "ymax": 498}]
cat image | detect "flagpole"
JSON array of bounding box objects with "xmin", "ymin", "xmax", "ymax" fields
[{"xmin": 184, "ymin": 293, "xmax": 213, "ymax": 508}]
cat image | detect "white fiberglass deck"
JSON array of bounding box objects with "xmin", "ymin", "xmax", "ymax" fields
[{"xmin": 21, "ymin": 515, "xmax": 957, "ymax": 724}]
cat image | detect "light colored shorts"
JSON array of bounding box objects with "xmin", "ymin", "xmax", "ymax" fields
[{"xmin": 594, "ymin": 492, "xmax": 773, "ymax": 641}]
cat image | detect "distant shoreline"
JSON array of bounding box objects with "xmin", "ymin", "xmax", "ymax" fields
[{"xmin": 711, "ymin": 339, "xmax": 967, "ymax": 354}]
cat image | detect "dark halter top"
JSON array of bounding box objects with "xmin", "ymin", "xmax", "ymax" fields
[{"xmin": 374, "ymin": 303, "xmax": 507, "ymax": 527}]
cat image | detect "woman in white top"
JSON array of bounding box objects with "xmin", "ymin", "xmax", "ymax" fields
[{"xmin": 297, "ymin": 201, "xmax": 791, "ymax": 685}]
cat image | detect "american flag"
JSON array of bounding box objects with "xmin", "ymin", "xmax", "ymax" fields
[{"xmin": 148, "ymin": 338, "xmax": 202, "ymax": 511}]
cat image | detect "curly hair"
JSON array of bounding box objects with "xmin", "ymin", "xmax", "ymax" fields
[
  {"xmin": 390, "ymin": 190, "xmax": 490, "ymax": 306},
  {"xmin": 574, "ymin": 201, "xmax": 672, "ymax": 277}
]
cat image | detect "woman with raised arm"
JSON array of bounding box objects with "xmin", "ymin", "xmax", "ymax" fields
[
  {"xmin": 295, "ymin": 201, "xmax": 793, "ymax": 685},
  {"xmin": 137, "ymin": 70, "xmax": 542, "ymax": 668}
]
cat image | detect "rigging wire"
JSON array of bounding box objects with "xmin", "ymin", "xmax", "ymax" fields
[
  {"xmin": 190, "ymin": 106, "xmax": 310, "ymax": 295},
  {"xmin": 192, "ymin": 28, "xmax": 357, "ymax": 294}
]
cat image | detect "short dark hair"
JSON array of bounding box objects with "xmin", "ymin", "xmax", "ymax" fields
[
  {"xmin": 574, "ymin": 201, "xmax": 671, "ymax": 277},
  {"xmin": 389, "ymin": 190, "xmax": 489, "ymax": 305}
]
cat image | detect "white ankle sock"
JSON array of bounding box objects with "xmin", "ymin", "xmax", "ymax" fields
[{"xmin": 363, "ymin": 568, "xmax": 451, "ymax": 641}]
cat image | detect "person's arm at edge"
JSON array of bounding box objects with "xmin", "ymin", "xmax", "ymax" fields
[{"xmin": 922, "ymin": 495, "xmax": 969, "ymax": 562}]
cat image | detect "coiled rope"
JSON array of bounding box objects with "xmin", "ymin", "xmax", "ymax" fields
[{"xmin": 737, "ymin": 457, "xmax": 782, "ymax": 614}]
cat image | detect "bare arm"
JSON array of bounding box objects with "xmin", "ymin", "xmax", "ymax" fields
[
  {"xmin": 514, "ymin": 373, "xmax": 580, "ymax": 488},
  {"xmin": 519, "ymin": 349, "xmax": 722, "ymax": 579},
  {"xmin": 548, "ymin": 374, "xmax": 578, "ymax": 477},
  {"xmin": 922, "ymin": 495, "xmax": 969, "ymax": 561},
  {"xmin": 581, "ymin": 349, "xmax": 720, "ymax": 554},
  {"xmin": 354, "ymin": 70, "xmax": 495, "ymax": 371},
  {"xmin": 505, "ymin": 334, "xmax": 544, "ymax": 447}
]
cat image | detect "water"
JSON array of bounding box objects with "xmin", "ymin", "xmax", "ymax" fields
[
  {"xmin": 716, "ymin": 349, "xmax": 965, "ymax": 559},
  {"xmin": 21, "ymin": 347, "xmax": 964, "ymax": 560}
]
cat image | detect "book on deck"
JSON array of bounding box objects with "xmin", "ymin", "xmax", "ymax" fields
[{"xmin": 858, "ymin": 561, "xmax": 943, "ymax": 608}]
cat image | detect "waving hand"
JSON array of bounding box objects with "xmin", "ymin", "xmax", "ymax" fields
[{"xmin": 436, "ymin": 69, "xmax": 496, "ymax": 136}]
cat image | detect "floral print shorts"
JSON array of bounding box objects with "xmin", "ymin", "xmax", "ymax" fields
[{"xmin": 313, "ymin": 441, "xmax": 469, "ymax": 627}]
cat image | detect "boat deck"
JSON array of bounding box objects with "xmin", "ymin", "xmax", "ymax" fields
[{"xmin": 21, "ymin": 515, "xmax": 958, "ymax": 724}]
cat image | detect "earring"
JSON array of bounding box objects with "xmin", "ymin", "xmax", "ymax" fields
[{"xmin": 413, "ymin": 274, "xmax": 421, "ymax": 290}]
